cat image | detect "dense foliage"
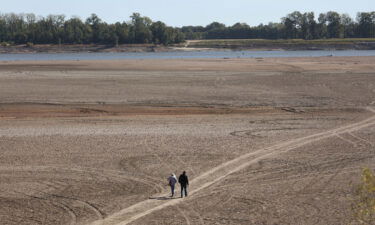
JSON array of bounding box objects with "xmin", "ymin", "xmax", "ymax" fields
[
  {"xmin": 0, "ymin": 13, "xmax": 185, "ymax": 45},
  {"xmin": 0, "ymin": 11, "xmax": 374, "ymax": 45},
  {"xmin": 182, "ymin": 11, "xmax": 375, "ymax": 40}
]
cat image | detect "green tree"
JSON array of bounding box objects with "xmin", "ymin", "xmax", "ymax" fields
[
  {"xmin": 85, "ymin": 13, "xmax": 104, "ymax": 43},
  {"xmin": 357, "ymin": 12, "xmax": 375, "ymax": 38},
  {"xmin": 205, "ymin": 22, "xmax": 226, "ymax": 31},
  {"xmin": 181, "ymin": 26, "xmax": 205, "ymax": 39},
  {"xmin": 282, "ymin": 11, "xmax": 303, "ymax": 39},
  {"xmin": 341, "ymin": 13, "xmax": 356, "ymax": 38},
  {"xmin": 129, "ymin": 13, "xmax": 152, "ymax": 43},
  {"xmin": 174, "ymin": 29, "xmax": 185, "ymax": 43},
  {"xmin": 326, "ymin": 11, "xmax": 342, "ymax": 38},
  {"xmin": 316, "ymin": 13, "xmax": 328, "ymax": 39},
  {"xmin": 0, "ymin": 16, "xmax": 6, "ymax": 42},
  {"xmin": 113, "ymin": 22, "xmax": 130, "ymax": 44},
  {"xmin": 305, "ymin": 12, "xmax": 316, "ymax": 39},
  {"xmin": 63, "ymin": 17, "xmax": 91, "ymax": 43},
  {"xmin": 229, "ymin": 22, "xmax": 251, "ymax": 39},
  {"xmin": 150, "ymin": 21, "xmax": 168, "ymax": 44},
  {"xmin": 25, "ymin": 13, "xmax": 37, "ymax": 43},
  {"xmin": 300, "ymin": 13, "xmax": 309, "ymax": 39}
]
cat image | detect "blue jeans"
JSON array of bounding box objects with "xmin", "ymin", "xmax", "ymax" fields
[{"xmin": 170, "ymin": 185, "xmax": 175, "ymax": 196}]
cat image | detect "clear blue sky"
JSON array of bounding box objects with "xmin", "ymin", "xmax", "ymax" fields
[{"xmin": 1, "ymin": 0, "xmax": 374, "ymax": 27}]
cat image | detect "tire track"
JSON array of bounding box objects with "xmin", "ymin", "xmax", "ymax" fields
[
  {"xmin": 120, "ymin": 157, "xmax": 168, "ymax": 193},
  {"xmin": 258, "ymin": 168, "xmax": 368, "ymax": 194},
  {"xmin": 1, "ymin": 165, "xmax": 164, "ymax": 222},
  {"xmin": 13, "ymin": 190, "xmax": 77, "ymax": 225},
  {"xmin": 214, "ymin": 165, "xmax": 364, "ymax": 192},
  {"xmin": 189, "ymin": 113, "xmax": 375, "ymax": 194},
  {"xmin": 161, "ymin": 136, "xmax": 197, "ymax": 176},
  {"xmin": 55, "ymin": 201, "xmax": 78, "ymax": 225},
  {"xmin": 91, "ymin": 111, "xmax": 375, "ymax": 225},
  {"xmin": 0, "ymin": 165, "xmax": 164, "ymax": 193},
  {"xmin": 348, "ymin": 132, "xmax": 374, "ymax": 147},
  {"xmin": 141, "ymin": 137, "xmax": 178, "ymax": 196},
  {"xmin": 176, "ymin": 202, "xmax": 205, "ymax": 225},
  {"xmin": 39, "ymin": 180, "xmax": 84, "ymax": 221},
  {"xmin": 25, "ymin": 186, "xmax": 105, "ymax": 221},
  {"xmin": 366, "ymin": 106, "xmax": 375, "ymax": 113},
  {"xmin": 79, "ymin": 166, "xmax": 165, "ymax": 194},
  {"xmin": 51, "ymin": 194, "xmax": 105, "ymax": 220},
  {"xmin": 188, "ymin": 204, "xmax": 206, "ymax": 225},
  {"xmin": 335, "ymin": 133, "xmax": 358, "ymax": 147},
  {"xmin": 143, "ymin": 137, "xmax": 172, "ymax": 172},
  {"xmin": 176, "ymin": 205, "xmax": 192, "ymax": 225}
]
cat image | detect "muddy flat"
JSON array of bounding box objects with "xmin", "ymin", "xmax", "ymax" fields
[{"xmin": 0, "ymin": 57, "xmax": 374, "ymax": 225}]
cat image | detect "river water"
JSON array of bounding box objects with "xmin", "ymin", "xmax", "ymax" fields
[{"xmin": 1, "ymin": 50, "xmax": 375, "ymax": 61}]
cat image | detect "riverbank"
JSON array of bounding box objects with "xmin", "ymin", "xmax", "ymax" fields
[
  {"xmin": 181, "ymin": 38, "xmax": 375, "ymax": 51},
  {"xmin": 1, "ymin": 38, "xmax": 375, "ymax": 53},
  {"xmin": 0, "ymin": 43, "xmax": 178, "ymax": 54}
]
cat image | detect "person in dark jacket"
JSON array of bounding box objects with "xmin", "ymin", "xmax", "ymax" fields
[{"xmin": 178, "ymin": 171, "xmax": 189, "ymax": 198}]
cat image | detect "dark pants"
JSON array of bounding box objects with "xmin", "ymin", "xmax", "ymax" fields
[
  {"xmin": 170, "ymin": 185, "xmax": 175, "ymax": 197},
  {"xmin": 181, "ymin": 185, "xmax": 188, "ymax": 197}
]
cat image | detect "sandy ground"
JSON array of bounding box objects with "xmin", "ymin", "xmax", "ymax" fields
[{"xmin": 0, "ymin": 57, "xmax": 374, "ymax": 225}]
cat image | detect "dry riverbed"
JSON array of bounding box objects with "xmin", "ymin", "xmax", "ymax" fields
[{"xmin": 0, "ymin": 57, "xmax": 374, "ymax": 225}]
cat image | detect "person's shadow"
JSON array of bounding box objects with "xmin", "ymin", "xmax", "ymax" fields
[{"xmin": 149, "ymin": 196, "xmax": 175, "ymax": 200}]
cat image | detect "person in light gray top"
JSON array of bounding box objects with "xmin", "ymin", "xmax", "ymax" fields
[{"xmin": 167, "ymin": 173, "xmax": 178, "ymax": 197}]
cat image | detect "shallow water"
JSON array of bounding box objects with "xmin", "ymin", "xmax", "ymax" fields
[{"xmin": 1, "ymin": 50, "xmax": 375, "ymax": 61}]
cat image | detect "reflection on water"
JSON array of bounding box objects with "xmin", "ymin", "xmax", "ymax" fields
[{"xmin": 1, "ymin": 50, "xmax": 375, "ymax": 61}]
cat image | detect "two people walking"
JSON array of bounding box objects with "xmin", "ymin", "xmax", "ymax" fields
[{"xmin": 168, "ymin": 171, "xmax": 189, "ymax": 198}]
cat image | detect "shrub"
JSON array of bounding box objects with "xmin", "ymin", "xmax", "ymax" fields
[
  {"xmin": 0, "ymin": 42, "xmax": 10, "ymax": 47},
  {"xmin": 352, "ymin": 168, "xmax": 375, "ymax": 225}
]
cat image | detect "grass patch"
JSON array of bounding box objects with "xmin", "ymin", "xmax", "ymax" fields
[{"xmin": 351, "ymin": 168, "xmax": 375, "ymax": 225}]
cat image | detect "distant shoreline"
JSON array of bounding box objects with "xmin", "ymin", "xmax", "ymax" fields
[
  {"xmin": 1, "ymin": 39, "xmax": 375, "ymax": 54},
  {"xmin": 0, "ymin": 44, "xmax": 176, "ymax": 54},
  {"xmin": 179, "ymin": 39, "xmax": 375, "ymax": 51}
]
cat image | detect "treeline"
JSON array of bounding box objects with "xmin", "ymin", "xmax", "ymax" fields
[
  {"xmin": 0, "ymin": 13, "xmax": 185, "ymax": 45},
  {"xmin": 0, "ymin": 11, "xmax": 375, "ymax": 46},
  {"xmin": 181, "ymin": 11, "xmax": 375, "ymax": 40}
]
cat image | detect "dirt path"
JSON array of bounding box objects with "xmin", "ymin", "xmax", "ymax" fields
[{"xmin": 90, "ymin": 108, "xmax": 375, "ymax": 225}]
